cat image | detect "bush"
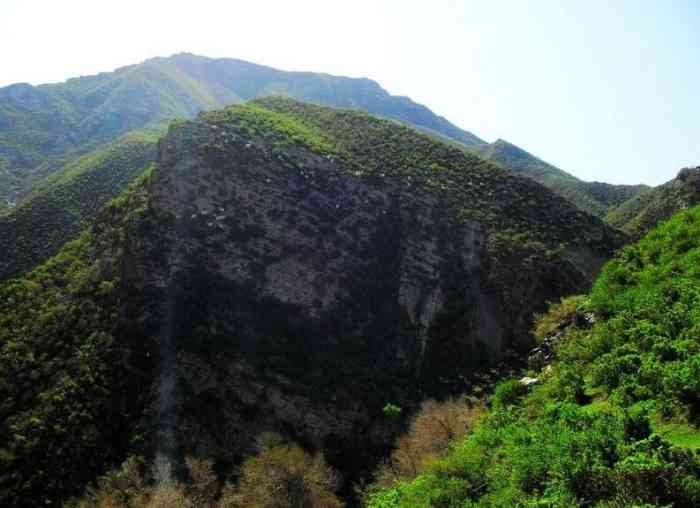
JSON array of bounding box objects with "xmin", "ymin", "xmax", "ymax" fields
[
  {"xmin": 533, "ymin": 295, "xmax": 587, "ymax": 342},
  {"xmin": 375, "ymin": 398, "xmax": 483, "ymax": 485},
  {"xmin": 219, "ymin": 436, "xmax": 343, "ymax": 508},
  {"xmin": 491, "ymin": 379, "xmax": 529, "ymax": 408}
]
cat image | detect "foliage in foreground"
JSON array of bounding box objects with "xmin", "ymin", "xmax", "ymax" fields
[
  {"xmin": 367, "ymin": 205, "xmax": 700, "ymax": 507},
  {"xmin": 373, "ymin": 399, "xmax": 484, "ymax": 488},
  {"xmin": 66, "ymin": 435, "xmax": 343, "ymax": 508}
]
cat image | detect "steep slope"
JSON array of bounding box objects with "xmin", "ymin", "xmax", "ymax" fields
[
  {"xmin": 473, "ymin": 139, "xmax": 648, "ymax": 217},
  {"xmin": 0, "ymin": 128, "xmax": 161, "ymax": 280},
  {"xmin": 0, "ymin": 53, "xmax": 483, "ymax": 206},
  {"xmin": 0, "ymin": 99, "xmax": 623, "ymax": 506},
  {"xmin": 606, "ymin": 166, "xmax": 700, "ymax": 239},
  {"xmin": 368, "ymin": 203, "xmax": 700, "ymax": 507},
  {"xmin": 0, "ymin": 177, "xmax": 154, "ymax": 506}
]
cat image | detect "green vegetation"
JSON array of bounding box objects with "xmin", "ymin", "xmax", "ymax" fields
[
  {"xmin": 202, "ymin": 102, "xmax": 342, "ymax": 158},
  {"xmin": 0, "ymin": 53, "xmax": 483, "ymax": 207},
  {"xmin": 66, "ymin": 436, "xmax": 342, "ymax": 508},
  {"xmin": 0, "ymin": 174, "xmax": 155, "ymax": 506},
  {"xmin": 366, "ymin": 204, "xmax": 700, "ymax": 507},
  {"xmin": 473, "ymin": 139, "xmax": 648, "ymax": 218},
  {"xmin": 0, "ymin": 128, "xmax": 160, "ymax": 280},
  {"xmin": 244, "ymin": 97, "xmax": 621, "ymax": 252},
  {"xmin": 606, "ymin": 167, "xmax": 700, "ymax": 239},
  {"xmin": 533, "ymin": 294, "xmax": 587, "ymax": 342},
  {"xmin": 374, "ymin": 399, "xmax": 484, "ymax": 488}
]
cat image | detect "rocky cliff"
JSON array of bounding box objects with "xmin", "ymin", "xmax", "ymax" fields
[{"xmin": 119, "ymin": 99, "xmax": 625, "ymax": 480}]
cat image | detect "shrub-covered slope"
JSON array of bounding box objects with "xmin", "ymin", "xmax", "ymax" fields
[
  {"xmin": 0, "ymin": 99, "xmax": 623, "ymax": 506},
  {"xmin": 0, "ymin": 52, "xmax": 484, "ymax": 206},
  {"xmin": 607, "ymin": 166, "xmax": 700, "ymax": 240},
  {"xmin": 0, "ymin": 128, "xmax": 161, "ymax": 280},
  {"xmin": 0, "ymin": 175, "xmax": 155, "ymax": 506},
  {"xmin": 473, "ymin": 139, "xmax": 648, "ymax": 218},
  {"xmin": 368, "ymin": 204, "xmax": 700, "ymax": 507}
]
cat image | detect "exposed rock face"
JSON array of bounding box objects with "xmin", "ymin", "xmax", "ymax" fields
[
  {"xmin": 121, "ymin": 120, "xmax": 493, "ymax": 475},
  {"xmin": 112, "ymin": 105, "xmax": 622, "ymax": 479}
]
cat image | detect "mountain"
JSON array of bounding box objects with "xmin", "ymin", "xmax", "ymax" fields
[
  {"xmin": 606, "ymin": 166, "xmax": 700, "ymax": 239},
  {"xmin": 2, "ymin": 54, "xmax": 657, "ymax": 286},
  {"xmin": 0, "ymin": 99, "xmax": 624, "ymax": 506},
  {"xmin": 472, "ymin": 139, "xmax": 649, "ymax": 217},
  {"xmin": 0, "ymin": 127, "xmax": 162, "ymax": 280},
  {"xmin": 367, "ymin": 202, "xmax": 700, "ymax": 507},
  {"xmin": 0, "ymin": 52, "xmax": 484, "ymax": 208}
]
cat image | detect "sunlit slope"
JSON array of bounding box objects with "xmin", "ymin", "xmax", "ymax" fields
[
  {"xmin": 0, "ymin": 53, "xmax": 484, "ymax": 205},
  {"xmin": 473, "ymin": 139, "xmax": 648, "ymax": 218}
]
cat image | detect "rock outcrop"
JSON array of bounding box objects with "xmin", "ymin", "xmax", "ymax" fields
[
  {"xmin": 115, "ymin": 99, "xmax": 625, "ymax": 477},
  {"xmin": 121, "ymin": 111, "xmax": 494, "ymax": 477}
]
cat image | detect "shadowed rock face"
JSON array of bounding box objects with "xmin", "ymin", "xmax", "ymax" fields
[
  {"xmin": 122, "ymin": 120, "xmax": 494, "ymax": 475},
  {"xmin": 111, "ymin": 104, "xmax": 621, "ymax": 482}
]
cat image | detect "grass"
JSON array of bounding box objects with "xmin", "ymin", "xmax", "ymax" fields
[{"xmin": 653, "ymin": 419, "xmax": 700, "ymax": 450}]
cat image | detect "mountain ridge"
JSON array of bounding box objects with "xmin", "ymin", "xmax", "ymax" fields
[
  {"xmin": 606, "ymin": 165, "xmax": 700, "ymax": 238},
  {"xmin": 0, "ymin": 52, "xmax": 485, "ymax": 207},
  {"xmin": 471, "ymin": 138, "xmax": 650, "ymax": 217}
]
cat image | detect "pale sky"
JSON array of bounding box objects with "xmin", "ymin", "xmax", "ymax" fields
[{"xmin": 1, "ymin": 0, "xmax": 698, "ymax": 185}]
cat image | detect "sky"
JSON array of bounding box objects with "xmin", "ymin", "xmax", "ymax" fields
[{"xmin": 1, "ymin": 0, "xmax": 698, "ymax": 185}]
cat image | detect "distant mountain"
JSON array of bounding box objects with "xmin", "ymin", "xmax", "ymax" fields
[
  {"xmin": 606, "ymin": 166, "xmax": 700, "ymax": 239},
  {"xmin": 0, "ymin": 98, "xmax": 625, "ymax": 505},
  {"xmin": 472, "ymin": 139, "xmax": 649, "ymax": 217},
  {"xmin": 0, "ymin": 128, "xmax": 161, "ymax": 280},
  {"xmin": 0, "ymin": 52, "xmax": 484, "ymax": 206}
]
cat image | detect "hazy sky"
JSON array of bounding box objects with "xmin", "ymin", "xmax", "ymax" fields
[{"xmin": 1, "ymin": 0, "xmax": 698, "ymax": 185}]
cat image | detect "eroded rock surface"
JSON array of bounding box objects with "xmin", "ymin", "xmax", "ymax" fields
[{"xmin": 113, "ymin": 106, "xmax": 623, "ymax": 479}]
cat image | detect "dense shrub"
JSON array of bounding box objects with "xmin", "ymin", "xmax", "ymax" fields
[
  {"xmin": 220, "ymin": 436, "xmax": 342, "ymax": 508},
  {"xmin": 67, "ymin": 439, "xmax": 342, "ymax": 508},
  {"xmin": 374, "ymin": 399, "xmax": 484, "ymax": 486}
]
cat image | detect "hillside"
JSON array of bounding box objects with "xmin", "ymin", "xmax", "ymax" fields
[
  {"xmin": 473, "ymin": 139, "xmax": 648, "ymax": 217},
  {"xmin": 0, "ymin": 128, "xmax": 161, "ymax": 280},
  {"xmin": 0, "ymin": 99, "xmax": 624, "ymax": 506},
  {"xmin": 606, "ymin": 166, "xmax": 700, "ymax": 239},
  {"xmin": 0, "ymin": 53, "xmax": 484, "ymax": 207},
  {"xmin": 367, "ymin": 204, "xmax": 700, "ymax": 507},
  {"xmin": 1, "ymin": 54, "xmax": 652, "ymax": 286}
]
